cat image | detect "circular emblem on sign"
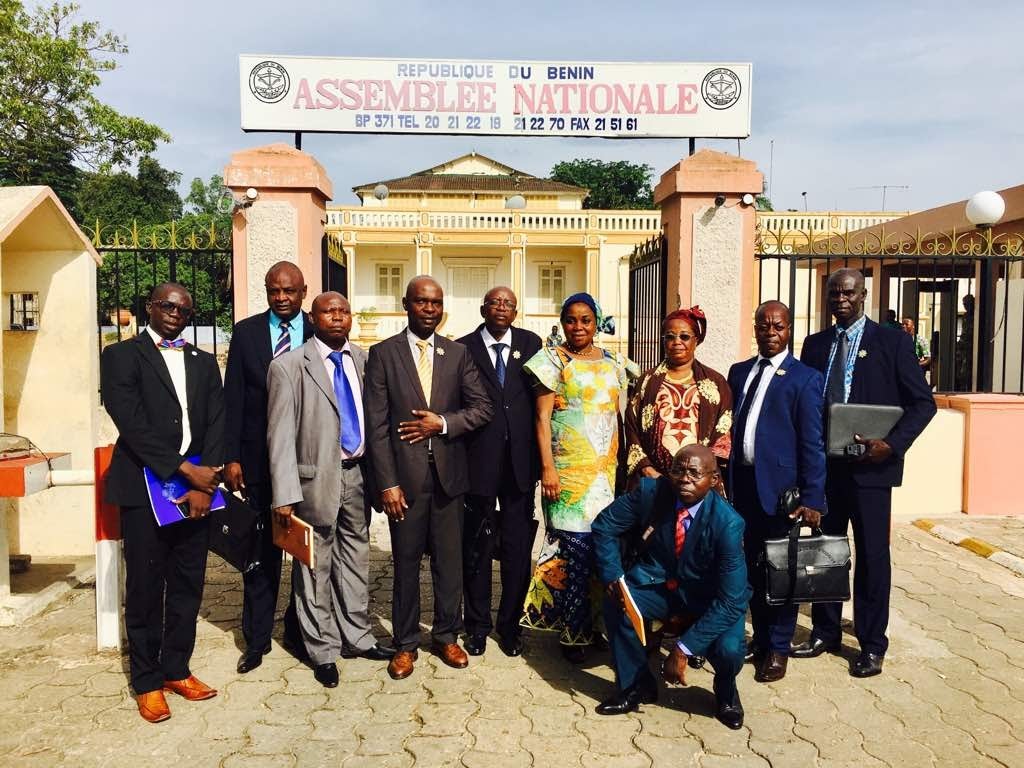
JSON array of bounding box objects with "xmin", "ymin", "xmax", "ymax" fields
[
  {"xmin": 249, "ymin": 61, "xmax": 290, "ymax": 104},
  {"xmin": 701, "ymin": 68, "xmax": 741, "ymax": 110}
]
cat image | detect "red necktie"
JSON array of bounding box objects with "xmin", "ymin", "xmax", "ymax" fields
[{"xmin": 675, "ymin": 507, "xmax": 691, "ymax": 557}]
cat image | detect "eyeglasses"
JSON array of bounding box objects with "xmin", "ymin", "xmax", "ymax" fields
[
  {"xmin": 673, "ymin": 467, "xmax": 715, "ymax": 481},
  {"xmin": 149, "ymin": 300, "xmax": 194, "ymax": 318},
  {"xmin": 662, "ymin": 332, "xmax": 696, "ymax": 344},
  {"xmin": 483, "ymin": 298, "xmax": 517, "ymax": 310}
]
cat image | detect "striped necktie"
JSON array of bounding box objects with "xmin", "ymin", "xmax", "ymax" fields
[
  {"xmin": 675, "ymin": 507, "xmax": 691, "ymax": 557},
  {"xmin": 416, "ymin": 339, "xmax": 432, "ymax": 403},
  {"xmin": 273, "ymin": 321, "xmax": 291, "ymax": 358}
]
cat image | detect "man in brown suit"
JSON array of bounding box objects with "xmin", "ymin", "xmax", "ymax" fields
[{"xmin": 364, "ymin": 276, "xmax": 493, "ymax": 679}]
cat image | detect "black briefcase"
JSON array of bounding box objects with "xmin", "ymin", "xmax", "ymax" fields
[
  {"xmin": 208, "ymin": 493, "xmax": 262, "ymax": 573},
  {"xmin": 763, "ymin": 488, "xmax": 851, "ymax": 606}
]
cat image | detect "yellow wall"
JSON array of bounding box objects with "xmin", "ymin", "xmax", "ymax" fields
[{"xmin": 2, "ymin": 247, "xmax": 98, "ymax": 555}]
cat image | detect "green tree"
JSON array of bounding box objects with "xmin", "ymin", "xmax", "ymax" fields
[
  {"xmin": 549, "ymin": 158, "xmax": 655, "ymax": 209},
  {"xmin": 76, "ymin": 156, "xmax": 183, "ymax": 227},
  {"xmin": 0, "ymin": 0, "xmax": 169, "ymax": 214}
]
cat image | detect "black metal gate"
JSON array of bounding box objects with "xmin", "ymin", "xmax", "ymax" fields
[
  {"xmin": 754, "ymin": 226, "xmax": 1024, "ymax": 394},
  {"xmin": 91, "ymin": 220, "xmax": 233, "ymax": 359},
  {"xmin": 628, "ymin": 232, "xmax": 667, "ymax": 373}
]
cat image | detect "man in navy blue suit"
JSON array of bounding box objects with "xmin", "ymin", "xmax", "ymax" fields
[
  {"xmin": 727, "ymin": 300, "xmax": 826, "ymax": 683},
  {"xmin": 592, "ymin": 445, "xmax": 751, "ymax": 729},
  {"xmin": 792, "ymin": 268, "xmax": 935, "ymax": 678}
]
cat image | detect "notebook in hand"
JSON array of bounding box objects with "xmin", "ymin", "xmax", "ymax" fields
[
  {"xmin": 271, "ymin": 511, "xmax": 315, "ymax": 569},
  {"xmin": 827, "ymin": 403, "xmax": 904, "ymax": 458}
]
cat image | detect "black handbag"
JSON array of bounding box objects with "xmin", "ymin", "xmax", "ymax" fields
[
  {"xmin": 762, "ymin": 487, "xmax": 851, "ymax": 606},
  {"xmin": 208, "ymin": 493, "xmax": 263, "ymax": 573}
]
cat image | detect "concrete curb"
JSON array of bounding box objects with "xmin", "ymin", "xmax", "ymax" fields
[{"xmin": 913, "ymin": 519, "xmax": 1024, "ymax": 577}]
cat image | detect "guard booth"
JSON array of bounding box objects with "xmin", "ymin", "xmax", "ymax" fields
[{"xmin": 0, "ymin": 186, "xmax": 100, "ymax": 624}]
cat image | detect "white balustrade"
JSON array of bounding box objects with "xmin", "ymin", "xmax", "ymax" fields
[{"xmin": 325, "ymin": 206, "xmax": 661, "ymax": 234}]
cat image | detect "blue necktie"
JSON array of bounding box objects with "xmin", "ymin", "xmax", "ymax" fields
[
  {"xmin": 328, "ymin": 351, "xmax": 361, "ymax": 453},
  {"xmin": 493, "ymin": 342, "xmax": 507, "ymax": 386}
]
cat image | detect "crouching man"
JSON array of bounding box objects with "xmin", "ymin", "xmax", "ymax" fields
[{"xmin": 592, "ymin": 445, "xmax": 751, "ymax": 729}]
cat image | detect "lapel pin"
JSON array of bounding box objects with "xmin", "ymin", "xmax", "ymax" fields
[
  {"xmin": 775, "ymin": 368, "xmax": 786, "ymax": 376},
  {"xmin": 512, "ymin": 350, "xmax": 521, "ymax": 359},
  {"xmin": 191, "ymin": 350, "xmax": 198, "ymax": 356},
  {"xmin": 436, "ymin": 347, "xmax": 445, "ymax": 356},
  {"xmin": 858, "ymin": 349, "xmax": 868, "ymax": 358}
]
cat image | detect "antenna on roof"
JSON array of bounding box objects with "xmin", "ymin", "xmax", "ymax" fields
[{"xmin": 850, "ymin": 184, "xmax": 909, "ymax": 211}]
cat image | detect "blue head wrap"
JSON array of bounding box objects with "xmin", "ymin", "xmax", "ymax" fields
[{"xmin": 560, "ymin": 292, "xmax": 616, "ymax": 335}]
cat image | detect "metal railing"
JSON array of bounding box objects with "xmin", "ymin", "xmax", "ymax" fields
[{"xmin": 754, "ymin": 227, "xmax": 1024, "ymax": 394}]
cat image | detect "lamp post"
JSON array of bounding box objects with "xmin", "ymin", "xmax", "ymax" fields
[
  {"xmin": 965, "ymin": 190, "xmax": 1005, "ymax": 392},
  {"xmin": 505, "ymin": 194, "xmax": 527, "ymax": 328}
]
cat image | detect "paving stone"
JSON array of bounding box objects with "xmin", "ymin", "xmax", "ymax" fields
[
  {"xmin": 460, "ymin": 750, "xmax": 533, "ymax": 768},
  {"xmin": 262, "ymin": 691, "xmax": 327, "ymax": 725},
  {"xmin": 581, "ymin": 752, "xmax": 652, "ymax": 768},
  {"xmin": 342, "ymin": 754, "xmax": 414, "ymax": 768},
  {"xmin": 367, "ymin": 690, "xmax": 427, "ymax": 722},
  {"xmin": 308, "ymin": 707, "xmax": 370, "ymax": 741},
  {"xmin": 467, "ymin": 714, "xmax": 531, "ymax": 752},
  {"xmin": 747, "ymin": 737, "xmax": 817, "ymax": 768},
  {"xmin": 699, "ymin": 755, "xmax": 770, "ymax": 768},
  {"xmin": 404, "ymin": 734, "xmax": 471, "ymax": 766},
  {"xmin": 414, "ymin": 700, "xmax": 478, "ymax": 735},
  {"xmin": 420, "ymin": 673, "xmax": 482, "ymax": 703},
  {"xmin": 247, "ymin": 722, "xmax": 313, "ymax": 755},
  {"xmin": 222, "ymin": 752, "xmax": 295, "ymax": 768},
  {"xmin": 574, "ymin": 715, "xmax": 641, "ymax": 755},
  {"xmin": 523, "ymin": 701, "xmax": 585, "ymax": 737},
  {"xmin": 633, "ymin": 733, "xmax": 703, "ymax": 766},
  {"xmin": 471, "ymin": 686, "xmax": 531, "ymax": 719},
  {"xmin": 353, "ymin": 721, "xmax": 418, "ymax": 755}
]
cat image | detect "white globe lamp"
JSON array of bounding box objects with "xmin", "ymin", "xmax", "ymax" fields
[{"xmin": 965, "ymin": 191, "xmax": 1005, "ymax": 229}]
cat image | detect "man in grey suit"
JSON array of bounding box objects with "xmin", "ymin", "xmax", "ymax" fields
[
  {"xmin": 267, "ymin": 291, "xmax": 395, "ymax": 688},
  {"xmin": 365, "ymin": 276, "xmax": 493, "ymax": 680}
]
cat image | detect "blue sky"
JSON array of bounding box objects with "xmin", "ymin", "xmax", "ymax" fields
[{"xmin": 79, "ymin": 0, "xmax": 1024, "ymax": 212}]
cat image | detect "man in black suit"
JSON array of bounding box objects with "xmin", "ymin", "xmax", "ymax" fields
[
  {"xmin": 457, "ymin": 287, "xmax": 542, "ymax": 658},
  {"xmin": 364, "ymin": 276, "xmax": 493, "ymax": 679},
  {"xmin": 223, "ymin": 261, "xmax": 313, "ymax": 673},
  {"xmin": 101, "ymin": 283, "xmax": 224, "ymax": 723},
  {"xmin": 793, "ymin": 268, "xmax": 936, "ymax": 677}
]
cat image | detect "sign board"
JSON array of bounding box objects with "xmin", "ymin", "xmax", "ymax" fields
[{"xmin": 240, "ymin": 56, "xmax": 751, "ymax": 139}]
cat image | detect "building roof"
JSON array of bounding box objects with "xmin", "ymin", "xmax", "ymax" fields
[{"xmin": 352, "ymin": 151, "xmax": 587, "ymax": 196}]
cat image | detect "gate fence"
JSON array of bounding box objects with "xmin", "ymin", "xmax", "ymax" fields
[
  {"xmin": 628, "ymin": 232, "xmax": 667, "ymax": 373},
  {"xmin": 89, "ymin": 219, "xmax": 233, "ymax": 361},
  {"xmin": 755, "ymin": 225, "xmax": 1024, "ymax": 394}
]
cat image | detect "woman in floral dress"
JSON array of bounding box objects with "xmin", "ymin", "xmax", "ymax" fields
[
  {"xmin": 624, "ymin": 306, "xmax": 733, "ymax": 487},
  {"xmin": 521, "ymin": 292, "xmax": 629, "ymax": 662}
]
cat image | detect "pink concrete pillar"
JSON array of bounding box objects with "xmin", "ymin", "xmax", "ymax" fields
[
  {"xmin": 223, "ymin": 143, "xmax": 333, "ymax": 319},
  {"xmin": 654, "ymin": 149, "xmax": 763, "ymax": 374}
]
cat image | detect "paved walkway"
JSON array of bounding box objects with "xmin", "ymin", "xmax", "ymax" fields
[{"xmin": 1, "ymin": 518, "xmax": 1022, "ymax": 768}]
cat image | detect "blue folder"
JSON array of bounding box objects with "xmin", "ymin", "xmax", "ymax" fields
[{"xmin": 144, "ymin": 456, "xmax": 226, "ymax": 526}]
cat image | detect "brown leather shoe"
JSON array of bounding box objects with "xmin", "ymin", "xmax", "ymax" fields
[
  {"xmin": 163, "ymin": 674, "xmax": 218, "ymax": 701},
  {"xmin": 388, "ymin": 650, "xmax": 418, "ymax": 680},
  {"xmin": 755, "ymin": 651, "xmax": 788, "ymax": 683},
  {"xmin": 136, "ymin": 690, "xmax": 171, "ymax": 723},
  {"xmin": 434, "ymin": 642, "xmax": 469, "ymax": 669}
]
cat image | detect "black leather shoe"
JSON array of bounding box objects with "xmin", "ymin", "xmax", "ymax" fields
[
  {"xmin": 464, "ymin": 634, "xmax": 487, "ymax": 657},
  {"xmin": 688, "ymin": 655, "xmax": 706, "ymax": 670},
  {"xmin": 850, "ymin": 652, "xmax": 884, "ymax": 678},
  {"xmin": 313, "ymin": 663, "xmax": 339, "ymax": 688},
  {"xmin": 745, "ymin": 643, "xmax": 766, "ymax": 664},
  {"xmin": 497, "ymin": 634, "xmax": 523, "ymax": 657},
  {"xmin": 790, "ymin": 637, "xmax": 840, "ymax": 659},
  {"xmin": 755, "ymin": 651, "xmax": 788, "ymax": 683},
  {"xmin": 236, "ymin": 643, "xmax": 272, "ymax": 674},
  {"xmin": 341, "ymin": 643, "xmax": 396, "ymax": 661},
  {"xmin": 716, "ymin": 697, "xmax": 745, "ymax": 730},
  {"xmin": 595, "ymin": 683, "xmax": 658, "ymax": 716}
]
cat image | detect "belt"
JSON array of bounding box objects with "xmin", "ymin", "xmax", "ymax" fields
[{"xmin": 341, "ymin": 457, "xmax": 363, "ymax": 470}]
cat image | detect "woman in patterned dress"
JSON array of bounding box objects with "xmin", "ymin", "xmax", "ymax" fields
[
  {"xmin": 521, "ymin": 292, "xmax": 629, "ymax": 663},
  {"xmin": 624, "ymin": 307, "xmax": 733, "ymax": 487}
]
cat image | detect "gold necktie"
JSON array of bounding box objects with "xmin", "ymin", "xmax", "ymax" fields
[{"xmin": 416, "ymin": 339, "xmax": 432, "ymax": 404}]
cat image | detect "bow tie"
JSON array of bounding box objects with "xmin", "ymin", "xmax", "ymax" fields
[{"xmin": 157, "ymin": 338, "xmax": 186, "ymax": 350}]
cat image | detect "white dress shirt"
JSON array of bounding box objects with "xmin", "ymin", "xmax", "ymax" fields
[
  {"xmin": 314, "ymin": 336, "xmax": 365, "ymax": 459},
  {"xmin": 739, "ymin": 349, "xmax": 789, "ymax": 465},
  {"xmin": 480, "ymin": 326, "xmax": 512, "ymax": 372},
  {"xmin": 145, "ymin": 325, "xmax": 191, "ymax": 455}
]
